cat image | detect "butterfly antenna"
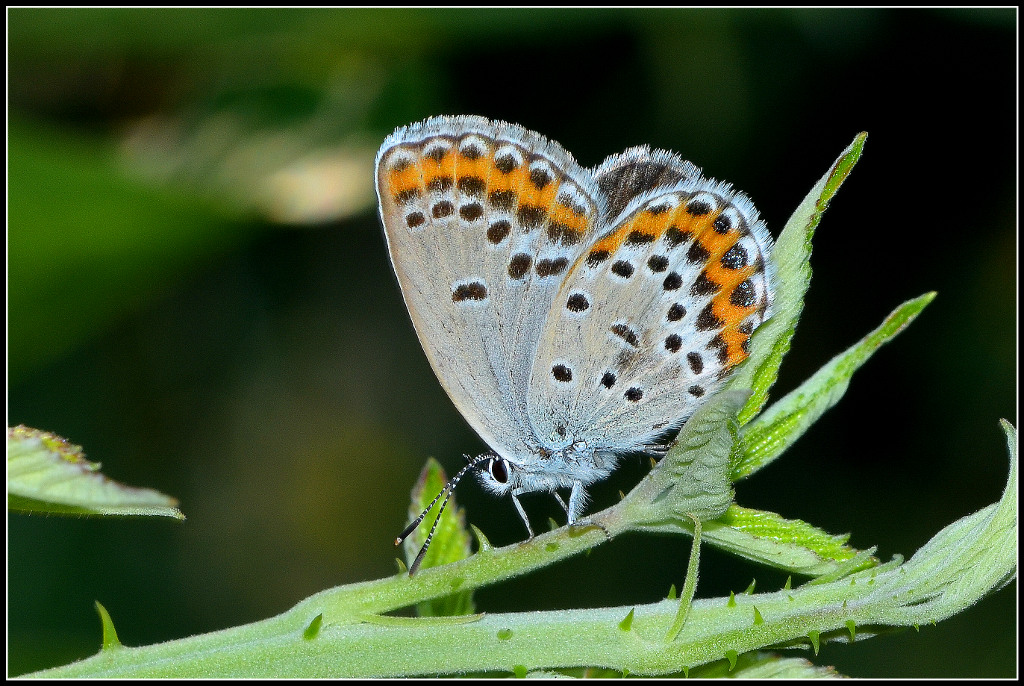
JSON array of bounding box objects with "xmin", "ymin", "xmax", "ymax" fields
[
  {"xmin": 395, "ymin": 454, "xmax": 492, "ymax": 576},
  {"xmin": 407, "ymin": 485, "xmax": 459, "ymax": 576},
  {"xmin": 394, "ymin": 484, "xmax": 448, "ymax": 546}
]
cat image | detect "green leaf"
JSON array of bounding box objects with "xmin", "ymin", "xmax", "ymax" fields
[
  {"xmin": 7, "ymin": 425, "xmax": 183, "ymax": 519},
  {"xmin": 403, "ymin": 458, "xmax": 475, "ymax": 617},
  {"xmin": 619, "ymin": 391, "xmax": 878, "ymax": 579},
  {"xmin": 858, "ymin": 420, "xmax": 1017, "ymax": 624},
  {"xmin": 690, "ymin": 652, "xmax": 842, "ymax": 678},
  {"xmin": 727, "ymin": 133, "xmax": 868, "ymax": 425},
  {"xmin": 623, "ymin": 389, "xmax": 743, "ymax": 527},
  {"xmin": 734, "ymin": 292, "xmax": 936, "ymax": 479},
  {"xmin": 702, "ymin": 505, "xmax": 876, "ymax": 578}
]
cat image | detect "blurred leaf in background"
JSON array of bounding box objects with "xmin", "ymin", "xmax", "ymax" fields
[{"xmin": 8, "ymin": 8, "xmax": 1015, "ymax": 677}]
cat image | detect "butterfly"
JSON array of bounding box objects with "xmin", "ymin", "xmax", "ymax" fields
[{"xmin": 376, "ymin": 115, "xmax": 774, "ymax": 573}]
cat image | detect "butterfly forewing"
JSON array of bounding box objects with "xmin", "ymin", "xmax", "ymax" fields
[
  {"xmin": 376, "ymin": 116, "xmax": 602, "ymax": 458},
  {"xmin": 379, "ymin": 115, "xmax": 777, "ymax": 541},
  {"xmin": 592, "ymin": 146, "xmax": 702, "ymax": 219},
  {"xmin": 527, "ymin": 157, "xmax": 774, "ymax": 453}
]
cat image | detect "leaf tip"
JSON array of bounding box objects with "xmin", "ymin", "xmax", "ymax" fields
[
  {"xmin": 807, "ymin": 629, "xmax": 821, "ymax": 655},
  {"xmin": 95, "ymin": 601, "xmax": 122, "ymax": 651},
  {"xmin": 469, "ymin": 523, "xmax": 492, "ymax": 552},
  {"xmin": 303, "ymin": 613, "xmax": 323, "ymax": 640}
]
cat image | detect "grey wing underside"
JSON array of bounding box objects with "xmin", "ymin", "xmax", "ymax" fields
[
  {"xmin": 527, "ymin": 152, "xmax": 775, "ymax": 454},
  {"xmin": 376, "ymin": 116, "xmax": 604, "ymax": 460}
]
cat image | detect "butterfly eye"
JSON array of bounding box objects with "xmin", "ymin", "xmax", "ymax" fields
[{"xmin": 488, "ymin": 457, "xmax": 509, "ymax": 484}]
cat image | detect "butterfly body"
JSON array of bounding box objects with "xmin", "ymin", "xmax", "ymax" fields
[{"xmin": 377, "ymin": 116, "xmax": 774, "ymax": 542}]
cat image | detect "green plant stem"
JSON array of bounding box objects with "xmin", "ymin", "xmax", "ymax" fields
[
  {"xmin": 31, "ymin": 422, "xmax": 1016, "ymax": 677},
  {"xmin": 29, "ymin": 514, "xmax": 619, "ymax": 677},
  {"xmin": 32, "ymin": 485, "xmax": 1014, "ymax": 678}
]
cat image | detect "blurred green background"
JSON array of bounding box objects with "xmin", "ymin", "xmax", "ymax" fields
[{"xmin": 8, "ymin": 8, "xmax": 1015, "ymax": 677}]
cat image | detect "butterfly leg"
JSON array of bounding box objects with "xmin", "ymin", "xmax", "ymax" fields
[
  {"xmin": 510, "ymin": 489, "xmax": 535, "ymax": 539},
  {"xmin": 567, "ymin": 481, "xmax": 611, "ymax": 540},
  {"xmin": 566, "ymin": 481, "xmax": 588, "ymax": 524},
  {"xmin": 553, "ymin": 491, "xmax": 570, "ymax": 518}
]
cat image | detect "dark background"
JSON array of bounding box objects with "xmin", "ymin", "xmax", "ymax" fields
[{"xmin": 8, "ymin": 8, "xmax": 1016, "ymax": 677}]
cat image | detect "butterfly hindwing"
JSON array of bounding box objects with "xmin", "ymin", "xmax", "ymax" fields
[{"xmin": 527, "ymin": 152, "xmax": 774, "ymax": 453}]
